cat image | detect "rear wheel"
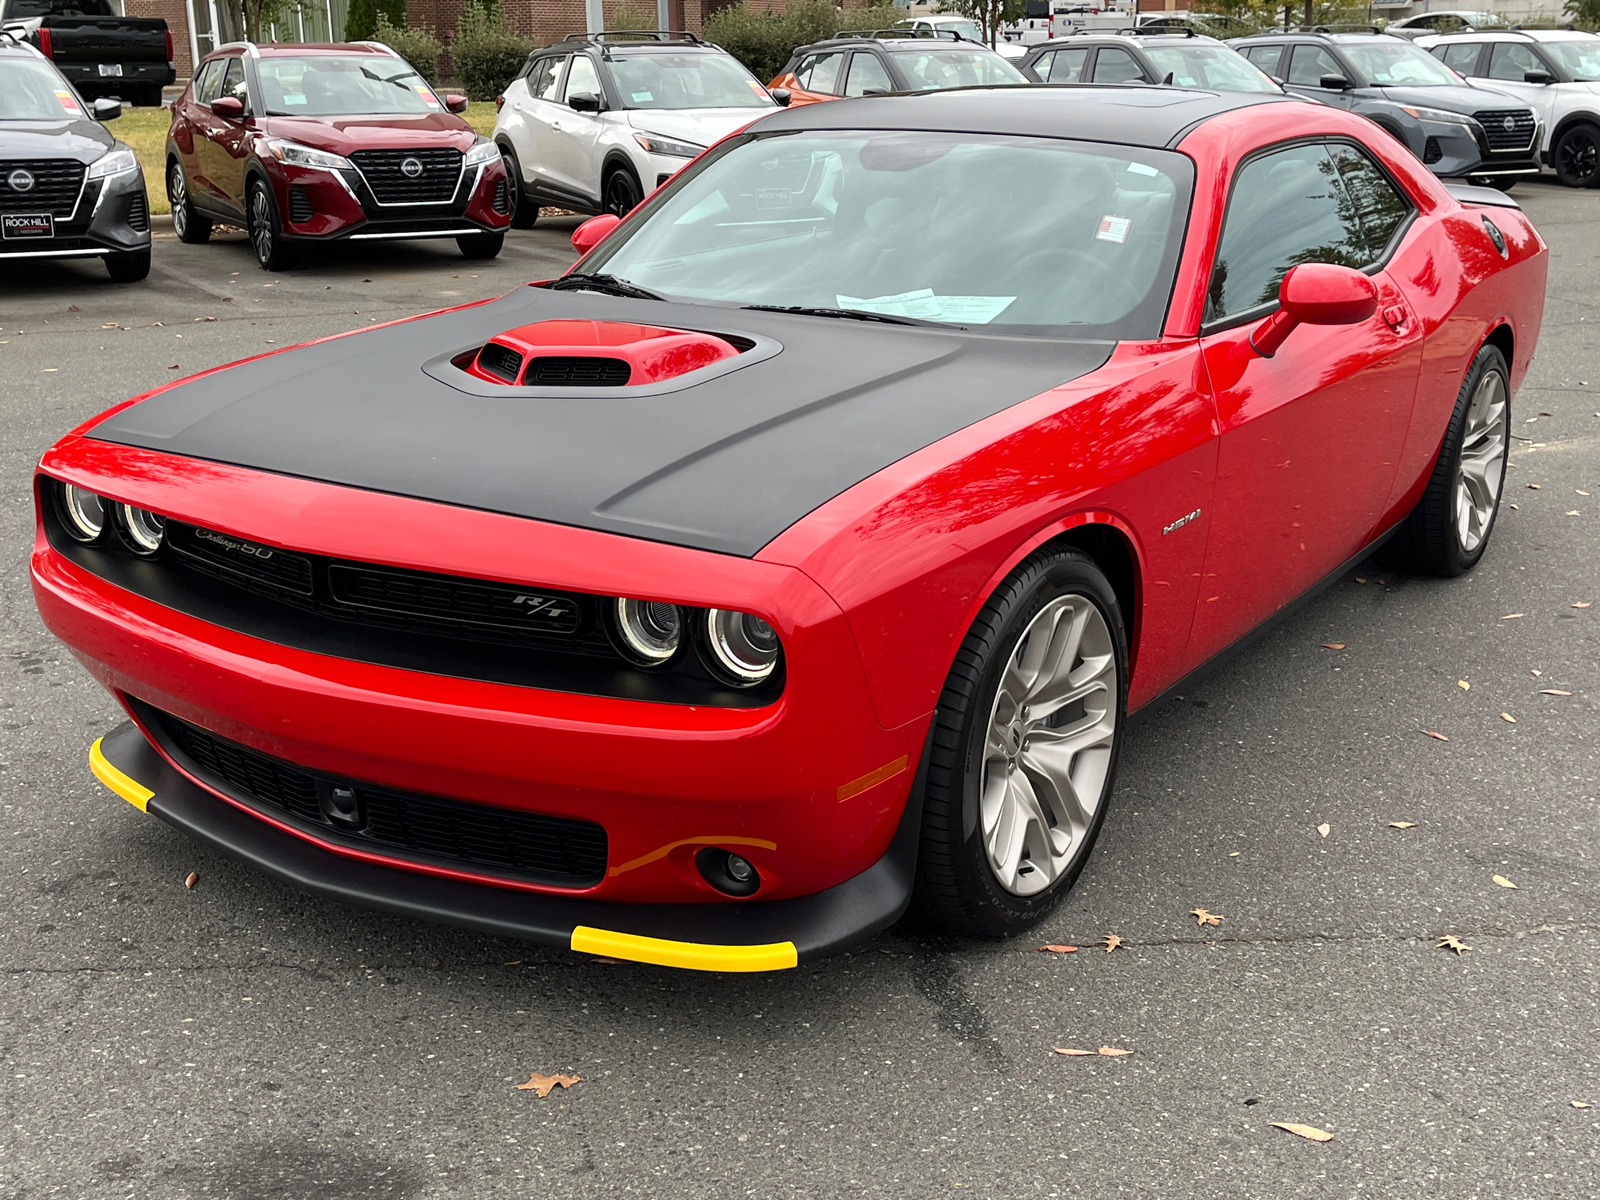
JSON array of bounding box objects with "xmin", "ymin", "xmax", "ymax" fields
[
  {"xmin": 168, "ymin": 160, "xmax": 211, "ymax": 244},
  {"xmin": 104, "ymin": 247, "xmax": 150, "ymax": 282},
  {"xmin": 1553, "ymin": 122, "xmax": 1600, "ymax": 188},
  {"xmin": 457, "ymin": 232, "xmax": 504, "ymax": 259},
  {"xmin": 912, "ymin": 548, "xmax": 1127, "ymax": 939},
  {"xmin": 602, "ymin": 167, "xmax": 643, "ymax": 217},
  {"xmin": 135, "ymin": 85, "xmax": 164, "ymax": 107},
  {"xmin": 247, "ymin": 178, "xmax": 297, "ymax": 271},
  {"xmin": 501, "ymin": 145, "xmax": 537, "ymax": 229}
]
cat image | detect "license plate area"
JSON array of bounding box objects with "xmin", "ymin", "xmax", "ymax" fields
[
  {"xmin": 1, "ymin": 213, "xmax": 53, "ymax": 239},
  {"xmin": 98, "ymin": 63, "xmax": 124, "ymax": 77}
]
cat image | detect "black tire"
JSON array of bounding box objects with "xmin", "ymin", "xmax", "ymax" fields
[
  {"xmin": 1380, "ymin": 343, "xmax": 1510, "ymax": 577},
  {"xmin": 602, "ymin": 166, "xmax": 643, "ymax": 217},
  {"xmin": 247, "ymin": 177, "xmax": 297, "ymax": 271},
  {"xmin": 136, "ymin": 85, "xmax": 164, "ymax": 107},
  {"xmin": 912, "ymin": 547, "xmax": 1128, "ymax": 939},
  {"xmin": 104, "ymin": 247, "xmax": 151, "ymax": 282},
  {"xmin": 457, "ymin": 232, "xmax": 504, "ymax": 259},
  {"xmin": 167, "ymin": 159, "xmax": 211, "ymax": 244},
  {"xmin": 501, "ymin": 145, "xmax": 537, "ymax": 229},
  {"xmin": 1488, "ymin": 178, "xmax": 1518, "ymax": 193},
  {"xmin": 1553, "ymin": 122, "xmax": 1600, "ymax": 188}
]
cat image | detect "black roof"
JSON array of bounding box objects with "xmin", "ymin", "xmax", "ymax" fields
[
  {"xmin": 796, "ymin": 34, "xmax": 992, "ymax": 53},
  {"xmin": 754, "ymin": 85, "xmax": 1296, "ymax": 148}
]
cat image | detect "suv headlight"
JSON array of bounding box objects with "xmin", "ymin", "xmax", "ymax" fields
[
  {"xmin": 86, "ymin": 147, "xmax": 138, "ymax": 180},
  {"xmin": 265, "ymin": 139, "xmax": 354, "ymax": 171},
  {"xmin": 464, "ymin": 138, "xmax": 500, "ymax": 167},
  {"xmin": 1400, "ymin": 105, "xmax": 1476, "ymax": 129},
  {"xmin": 633, "ymin": 132, "xmax": 704, "ymax": 159}
]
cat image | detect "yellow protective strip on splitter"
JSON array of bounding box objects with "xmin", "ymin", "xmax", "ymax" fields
[
  {"xmin": 570, "ymin": 926, "xmax": 798, "ymax": 973},
  {"xmin": 89, "ymin": 737, "xmax": 154, "ymax": 812}
]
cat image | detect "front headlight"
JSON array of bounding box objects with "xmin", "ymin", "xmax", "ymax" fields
[
  {"xmin": 1401, "ymin": 105, "xmax": 1475, "ymax": 129},
  {"xmin": 115, "ymin": 504, "xmax": 166, "ymax": 556},
  {"xmin": 464, "ymin": 138, "xmax": 500, "ymax": 167},
  {"xmin": 703, "ymin": 608, "xmax": 781, "ymax": 687},
  {"xmin": 54, "ymin": 482, "xmax": 108, "ymax": 542},
  {"xmin": 633, "ymin": 132, "xmax": 704, "ymax": 159},
  {"xmin": 265, "ymin": 139, "xmax": 354, "ymax": 171},
  {"xmin": 613, "ymin": 597, "xmax": 685, "ymax": 666},
  {"xmin": 86, "ymin": 147, "xmax": 138, "ymax": 180}
]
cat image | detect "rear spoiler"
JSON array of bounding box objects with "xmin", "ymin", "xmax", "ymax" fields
[{"xmin": 1444, "ymin": 182, "xmax": 1522, "ymax": 209}]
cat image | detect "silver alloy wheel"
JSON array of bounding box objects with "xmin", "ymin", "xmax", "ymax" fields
[
  {"xmin": 1455, "ymin": 366, "xmax": 1508, "ymax": 554},
  {"xmin": 249, "ymin": 184, "xmax": 273, "ymax": 264},
  {"xmin": 169, "ymin": 163, "xmax": 188, "ymax": 239},
  {"xmin": 980, "ymin": 593, "xmax": 1118, "ymax": 896}
]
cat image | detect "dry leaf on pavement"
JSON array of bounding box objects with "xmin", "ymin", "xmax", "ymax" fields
[
  {"xmin": 1098, "ymin": 933, "xmax": 1124, "ymax": 953},
  {"xmin": 184, "ymin": 871, "xmax": 199, "ymax": 889},
  {"xmin": 1501, "ymin": 713, "xmax": 1517, "ymax": 723},
  {"xmin": 1573, "ymin": 1101, "xmax": 1592, "ymax": 1109},
  {"xmin": 1038, "ymin": 945, "xmax": 1079, "ymax": 954},
  {"xmin": 1097, "ymin": 1046, "xmax": 1133, "ymax": 1057},
  {"xmin": 1574, "ymin": 602, "xmax": 1592, "ymax": 609},
  {"xmin": 1438, "ymin": 935, "xmax": 1472, "ymax": 956},
  {"xmin": 1270, "ymin": 1122, "xmax": 1336, "ymax": 1142},
  {"xmin": 1527, "ymin": 483, "xmax": 1541, "ymax": 489},
  {"xmin": 1321, "ymin": 643, "xmax": 1345, "ymax": 650},
  {"xmin": 1492, "ymin": 875, "xmax": 1517, "ymax": 889},
  {"xmin": 1422, "ymin": 730, "xmax": 1450, "ymax": 741},
  {"xmin": 515, "ymin": 1072, "xmax": 582, "ymax": 1098},
  {"xmin": 1052, "ymin": 1047, "xmax": 1094, "ymax": 1056},
  {"xmin": 1190, "ymin": 908, "xmax": 1223, "ymax": 927},
  {"xmin": 1540, "ymin": 689, "xmax": 1573, "ymax": 696},
  {"xmin": 1388, "ymin": 821, "xmax": 1417, "ymax": 829},
  {"xmin": 1457, "ymin": 680, "xmax": 1470, "ymax": 690},
  {"xmin": 1531, "ymin": 668, "xmax": 1543, "ymax": 676},
  {"xmin": 1316, "ymin": 823, "xmax": 1330, "ymax": 839},
  {"xmin": 1501, "ymin": 613, "xmax": 1525, "ymax": 620}
]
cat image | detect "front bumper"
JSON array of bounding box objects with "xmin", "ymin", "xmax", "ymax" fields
[
  {"xmin": 269, "ymin": 155, "xmax": 511, "ymax": 245},
  {"xmin": 0, "ymin": 166, "xmax": 150, "ymax": 260},
  {"xmin": 92, "ymin": 718, "xmax": 923, "ymax": 971}
]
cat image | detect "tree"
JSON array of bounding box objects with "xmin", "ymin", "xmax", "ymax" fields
[{"xmin": 944, "ymin": 0, "xmax": 1026, "ymax": 48}]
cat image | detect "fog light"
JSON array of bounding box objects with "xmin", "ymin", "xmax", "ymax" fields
[
  {"xmin": 613, "ymin": 597, "xmax": 683, "ymax": 666},
  {"xmin": 56, "ymin": 482, "xmax": 107, "ymax": 542},
  {"xmin": 696, "ymin": 846, "xmax": 761, "ymax": 897},
  {"xmin": 115, "ymin": 503, "xmax": 165, "ymax": 555}
]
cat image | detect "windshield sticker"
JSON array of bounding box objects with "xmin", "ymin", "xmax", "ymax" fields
[
  {"xmin": 415, "ymin": 85, "xmax": 441, "ymax": 106},
  {"xmin": 747, "ymin": 80, "xmax": 767, "ymax": 95},
  {"xmin": 283, "ymin": 93, "xmax": 308, "ymax": 105},
  {"xmin": 755, "ymin": 187, "xmax": 791, "ymax": 208},
  {"xmin": 631, "ymin": 91, "xmax": 654, "ymax": 102},
  {"xmin": 836, "ymin": 290, "xmax": 1016, "ymax": 325},
  {"xmin": 55, "ymin": 89, "xmax": 83, "ymax": 116},
  {"xmin": 1126, "ymin": 162, "xmax": 1160, "ymax": 177},
  {"xmin": 1096, "ymin": 215, "xmax": 1132, "ymax": 245},
  {"xmin": 934, "ymin": 295, "xmax": 1016, "ymax": 324}
]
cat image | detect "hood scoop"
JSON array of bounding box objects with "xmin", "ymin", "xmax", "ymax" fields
[{"xmin": 463, "ymin": 319, "xmax": 741, "ymax": 388}]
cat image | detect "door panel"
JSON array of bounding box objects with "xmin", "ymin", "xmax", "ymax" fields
[
  {"xmin": 199, "ymin": 56, "xmax": 250, "ymax": 213},
  {"xmin": 522, "ymin": 54, "xmax": 570, "ymax": 196},
  {"xmin": 546, "ymin": 54, "xmax": 607, "ymax": 204}
]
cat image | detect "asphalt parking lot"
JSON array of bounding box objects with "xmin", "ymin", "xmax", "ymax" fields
[{"xmin": 2, "ymin": 185, "xmax": 1597, "ymax": 1199}]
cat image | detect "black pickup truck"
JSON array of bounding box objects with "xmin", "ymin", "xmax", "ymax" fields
[{"xmin": 0, "ymin": 0, "xmax": 174, "ymax": 106}]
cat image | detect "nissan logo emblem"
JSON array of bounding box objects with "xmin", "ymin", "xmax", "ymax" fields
[
  {"xmin": 1502, "ymin": 116, "xmax": 1517, "ymax": 132},
  {"xmin": 7, "ymin": 168, "xmax": 35, "ymax": 193},
  {"xmin": 400, "ymin": 157, "xmax": 424, "ymax": 178}
]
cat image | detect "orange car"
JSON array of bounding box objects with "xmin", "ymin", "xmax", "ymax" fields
[{"xmin": 769, "ymin": 32, "xmax": 1025, "ymax": 104}]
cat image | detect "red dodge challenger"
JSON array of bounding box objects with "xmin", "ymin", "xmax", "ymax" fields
[{"xmin": 33, "ymin": 86, "xmax": 1544, "ymax": 972}]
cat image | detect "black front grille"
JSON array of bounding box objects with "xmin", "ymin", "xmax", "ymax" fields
[
  {"xmin": 0, "ymin": 158, "xmax": 85, "ymax": 217},
  {"xmin": 1475, "ymin": 108, "xmax": 1536, "ymax": 152},
  {"xmin": 289, "ymin": 184, "xmax": 314, "ymax": 224},
  {"xmin": 526, "ymin": 356, "xmax": 632, "ymax": 386},
  {"xmin": 151, "ymin": 706, "xmax": 609, "ymax": 887},
  {"xmin": 475, "ymin": 340, "xmax": 523, "ymax": 382},
  {"xmin": 167, "ymin": 522, "xmax": 315, "ymax": 598},
  {"xmin": 1423, "ymin": 136, "xmax": 1443, "ymax": 165},
  {"xmin": 326, "ymin": 563, "xmax": 583, "ymax": 638},
  {"xmin": 349, "ymin": 148, "xmax": 463, "ymax": 205},
  {"xmin": 126, "ymin": 192, "xmax": 148, "ymax": 232}
]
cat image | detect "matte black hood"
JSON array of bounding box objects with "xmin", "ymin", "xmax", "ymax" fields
[
  {"xmin": 1375, "ymin": 84, "xmax": 1528, "ymax": 116},
  {"xmin": 89, "ymin": 287, "xmax": 1115, "ymax": 557}
]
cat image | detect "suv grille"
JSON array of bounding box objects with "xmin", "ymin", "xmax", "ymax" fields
[
  {"xmin": 349, "ymin": 148, "xmax": 463, "ymax": 205},
  {"xmin": 1475, "ymin": 109, "xmax": 1536, "ymax": 152},
  {"xmin": 151, "ymin": 705, "xmax": 609, "ymax": 886},
  {"xmin": 0, "ymin": 158, "xmax": 85, "ymax": 217},
  {"xmin": 526, "ymin": 356, "xmax": 632, "ymax": 386}
]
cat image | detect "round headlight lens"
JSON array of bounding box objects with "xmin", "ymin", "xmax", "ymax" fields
[
  {"xmin": 704, "ymin": 608, "xmax": 780, "ymax": 686},
  {"xmin": 614, "ymin": 597, "xmax": 683, "ymax": 666},
  {"xmin": 56, "ymin": 483, "xmax": 107, "ymax": 542},
  {"xmin": 116, "ymin": 503, "xmax": 166, "ymax": 555}
]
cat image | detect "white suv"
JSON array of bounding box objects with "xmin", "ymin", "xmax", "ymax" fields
[
  {"xmin": 1418, "ymin": 29, "xmax": 1600, "ymax": 187},
  {"xmin": 492, "ymin": 32, "xmax": 780, "ymax": 225}
]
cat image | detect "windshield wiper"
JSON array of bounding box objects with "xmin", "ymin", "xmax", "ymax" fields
[
  {"xmin": 543, "ymin": 273, "xmax": 665, "ymax": 301},
  {"xmin": 741, "ymin": 304, "xmax": 928, "ymax": 326}
]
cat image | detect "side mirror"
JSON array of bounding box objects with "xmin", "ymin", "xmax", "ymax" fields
[
  {"xmin": 1523, "ymin": 69, "xmax": 1553, "ymax": 84},
  {"xmin": 444, "ymin": 93, "xmax": 469, "ymax": 113},
  {"xmin": 771, "ymin": 87, "xmax": 792, "ymax": 106},
  {"xmin": 91, "ymin": 97, "xmax": 121, "ymax": 122},
  {"xmin": 571, "ymin": 213, "xmax": 620, "ymax": 255},
  {"xmin": 211, "ymin": 95, "xmax": 244, "ymax": 119},
  {"xmin": 567, "ymin": 91, "xmax": 602, "ymax": 113},
  {"xmin": 863, "ymin": 86, "xmax": 891, "ymax": 96},
  {"xmin": 1250, "ymin": 263, "xmax": 1378, "ymax": 358},
  {"xmin": 1319, "ymin": 73, "xmax": 1352, "ymax": 90}
]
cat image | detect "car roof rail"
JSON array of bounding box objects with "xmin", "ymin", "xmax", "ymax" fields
[
  {"xmin": 1118, "ymin": 25, "xmax": 1197, "ymax": 37},
  {"xmin": 1507, "ymin": 22, "xmax": 1576, "ymax": 31},
  {"xmin": 558, "ymin": 30, "xmax": 704, "ymax": 44},
  {"xmin": 838, "ymin": 27, "xmax": 963, "ymax": 41},
  {"xmin": 1291, "ymin": 23, "xmax": 1388, "ymax": 35}
]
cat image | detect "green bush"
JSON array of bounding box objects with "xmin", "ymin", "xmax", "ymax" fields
[
  {"xmin": 703, "ymin": 0, "xmax": 902, "ymax": 85},
  {"xmin": 343, "ymin": 0, "xmax": 404, "ymax": 42},
  {"xmin": 451, "ymin": 3, "xmax": 535, "ymax": 101},
  {"xmin": 373, "ymin": 13, "xmax": 444, "ymax": 86},
  {"xmin": 606, "ymin": 2, "xmax": 659, "ymax": 31}
]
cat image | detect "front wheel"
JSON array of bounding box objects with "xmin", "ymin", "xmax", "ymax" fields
[
  {"xmin": 602, "ymin": 167, "xmax": 643, "ymax": 217},
  {"xmin": 912, "ymin": 548, "xmax": 1127, "ymax": 939},
  {"xmin": 457, "ymin": 232, "xmax": 504, "ymax": 259},
  {"xmin": 168, "ymin": 160, "xmax": 211, "ymax": 244},
  {"xmin": 501, "ymin": 146, "xmax": 537, "ymax": 229},
  {"xmin": 247, "ymin": 178, "xmax": 297, "ymax": 271},
  {"xmin": 104, "ymin": 247, "xmax": 150, "ymax": 282},
  {"xmin": 1553, "ymin": 122, "xmax": 1600, "ymax": 188}
]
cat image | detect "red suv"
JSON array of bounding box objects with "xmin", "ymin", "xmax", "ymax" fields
[{"xmin": 166, "ymin": 42, "xmax": 511, "ymax": 269}]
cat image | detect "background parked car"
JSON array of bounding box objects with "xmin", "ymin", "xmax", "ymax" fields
[
  {"xmin": 494, "ymin": 31, "xmax": 777, "ymax": 222},
  {"xmin": 1385, "ymin": 10, "xmax": 1511, "ymax": 40},
  {"xmin": 0, "ymin": 36, "xmax": 149, "ymax": 280},
  {"xmin": 1230, "ymin": 29, "xmax": 1540, "ymax": 189},
  {"xmin": 1019, "ymin": 30, "xmax": 1281, "ymax": 93},
  {"xmin": 1419, "ymin": 29, "xmax": 1600, "ymax": 187},
  {"xmin": 899, "ymin": 15, "xmax": 1029, "ymax": 59},
  {"xmin": 0, "ymin": 0, "xmax": 172, "ymax": 106},
  {"xmin": 770, "ymin": 30, "xmax": 1026, "ymax": 106},
  {"xmin": 167, "ymin": 42, "xmax": 509, "ymax": 270}
]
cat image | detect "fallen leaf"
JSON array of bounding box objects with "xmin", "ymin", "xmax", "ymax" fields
[
  {"xmin": 167, "ymin": 364, "xmax": 180, "ymax": 370},
  {"xmin": 1501, "ymin": 712, "xmax": 1516, "ymax": 723},
  {"xmin": 1501, "ymin": 613, "xmax": 1525, "ymax": 620},
  {"xmin": 101, "ymin": 321, "xmax": 119, "ymax": 329},
  {"xmin": 1038, "ymin": 945, "xmax": 1079, "ymax": 954},
  {"xmin": 1098, "ymin": 933, "xmax": 1124, "ymax": 953},
  {"xmin": 184, "ymin": 871, "xmax": 199, "ymax": 889},
  {"xmin": 1190, "ymin": 908, "xmax": 1223, "ymax": 927},
  {"xmin": 1321, "ymin": 643, "xmax": 1345, "ymax": 650},
  {"xmin": 1573, "ymin": 1101, "xmax": 1592, "ymax": 1109},
  {"xmin": 1540, "ymin": 689, "xmax": 1573, "ymax": 696},
  {"xmin": 1492, "ymin": 874, "xmax": 1517, "ymax": 889},
  {"xmin": 1270, "ymin": 1122, "xmax": 1336, "ymax": 1142},
  {"xmin": 1438, "ymin": 935, "xmax": 1471, "ymax": 956},
  {"xmin": 1457, "ymin": 680, "xmax": 1470, "ymax": 690},
  {"xmin": 1229, "ymin": 850, "xmax": 1241, "ymax": 856},
  {"xmin": 1388, "ymin": 821, "xmax": 1417, "ymax": 829},
  {"xmin": 66, "ymin": 305, "xmax": 79, "ymax": 312},
  {"xmin": 1579, "ymin": 490, "xmax": 1592, "ymax": 497},
  {"xmin": 515, "ymin": 1071, "xmax": 582, "ymax": 1098},
  {"xmin": 1567, "ymin": 510, "xmax": 1581, "ymax": 516},
  {"xmin": 503, "ymin": 960, "xmax": 524, "ymax": 966},
  {"xmin": 1317, "ymin": 823, "xmax": 1330, "ymax": 838},
  {"xmin": 1574, "ymin": 602, "xmax": 1592, "ymax": 609},
  {"xmin": 1097, "ymin": 1046, "xmax": 1133, "ymax": 1057},
  {"xmin": 1527, "ymin": 483, "xmax": 1541, "ymax": 490},
  {"xmin": 193, "ymin": 315, "xmax": 216, "ymax": 322},
  {"xmin": 1052, "ymin": 1047, "xmax": 1094, "ymax": 1056},
  {"xmin": 1422, "ymin": 730, "xmax": 1450, "ymax": 741},
  {"xmin": 1354, "ymin": 576, "xmax": 1367, "ymax": 583},
  {"xmin": 1531, "ymin": 668, "xmax": 1543, "ymax": 676}
]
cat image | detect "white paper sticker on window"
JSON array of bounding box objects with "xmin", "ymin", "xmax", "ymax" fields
[{"xmin": 1096, "ymin": 215, "xmax": 1132, "ymax": 244}]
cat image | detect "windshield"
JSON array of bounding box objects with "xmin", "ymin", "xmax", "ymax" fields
[
  {"xmin": 609, "ymin": 52, "xmax": 774, "ymax": 110},
  {"xmin": 1540, "ymin": 39, "xmax": 1600, "ymax": 81},
  {"xmin": 256, "ymin": 56, "xmax": 444, "ymax": 116},
  {"xmin": 1340, "ymin": 41, "xmax": 1462, "ymax": 86},
  {"xmin": 582, "ymin": 130, "xmax": 1191, "ymax": 338},
  {"xmin": 897, "ymin": 49, "xmax": 1027, "ymax": 90},
  {"xmin": 0, "ymin": 58, "xmax": 82, "ymax": 120},
  {"xmin": 1144, "ymin": 45, "xmax": 1279, "ymax": 92},
  {"xmin": 4, "ymin": 0, "xmax": 114, "ymax": 14}
]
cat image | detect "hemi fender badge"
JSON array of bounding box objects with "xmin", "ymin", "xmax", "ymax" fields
[{"xmin": 1163, "ymin": 509, "xmax": 1201, "ymax": 536}]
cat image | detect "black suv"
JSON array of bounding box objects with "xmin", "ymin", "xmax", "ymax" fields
[
  {"xmin": 0, "ymin": 34, "xmax": 150, "ymax": 280},
  {"xmin": 773, "ymin": 29, "xmax": 1026, "ymax": 102},
  {"xmin": 1018, "ymin": 30, "xmax": 1281, "ymax": 93},
  {"xmin": 1228, "ymin": 29, "xmax": 1539, "ymax": 187}
]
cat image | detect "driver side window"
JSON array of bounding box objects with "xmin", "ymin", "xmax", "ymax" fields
[
  {"xmin": 1287, "ymin": 45, "xmax": 1342, "ymax": 86},
  {"xmin": 563, "ymin": 54, "xmax": 601, "ymax": 102},
  {"xmin": 1488, "ymin": 42, "xmax": 1543, "ymax": 81},
  {"xmin": 193, "ymin": 58, "xmax": 224, "ymax": 104},
  {"xmin": 843, "ymin": 52, "xmax": 892, "ymax": 97},
  {"xmin": 220, "ymin": 57, "xmax": 249, "ymax": 115}
]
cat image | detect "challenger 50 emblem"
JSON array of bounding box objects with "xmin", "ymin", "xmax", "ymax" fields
[
  {"xmin": 1163, "ymin": 509, "xmax": 1201, "ymax": 536},
  {"xmin": 196, "ymin": 528, "xmax": 274, "ymax": 558}
]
